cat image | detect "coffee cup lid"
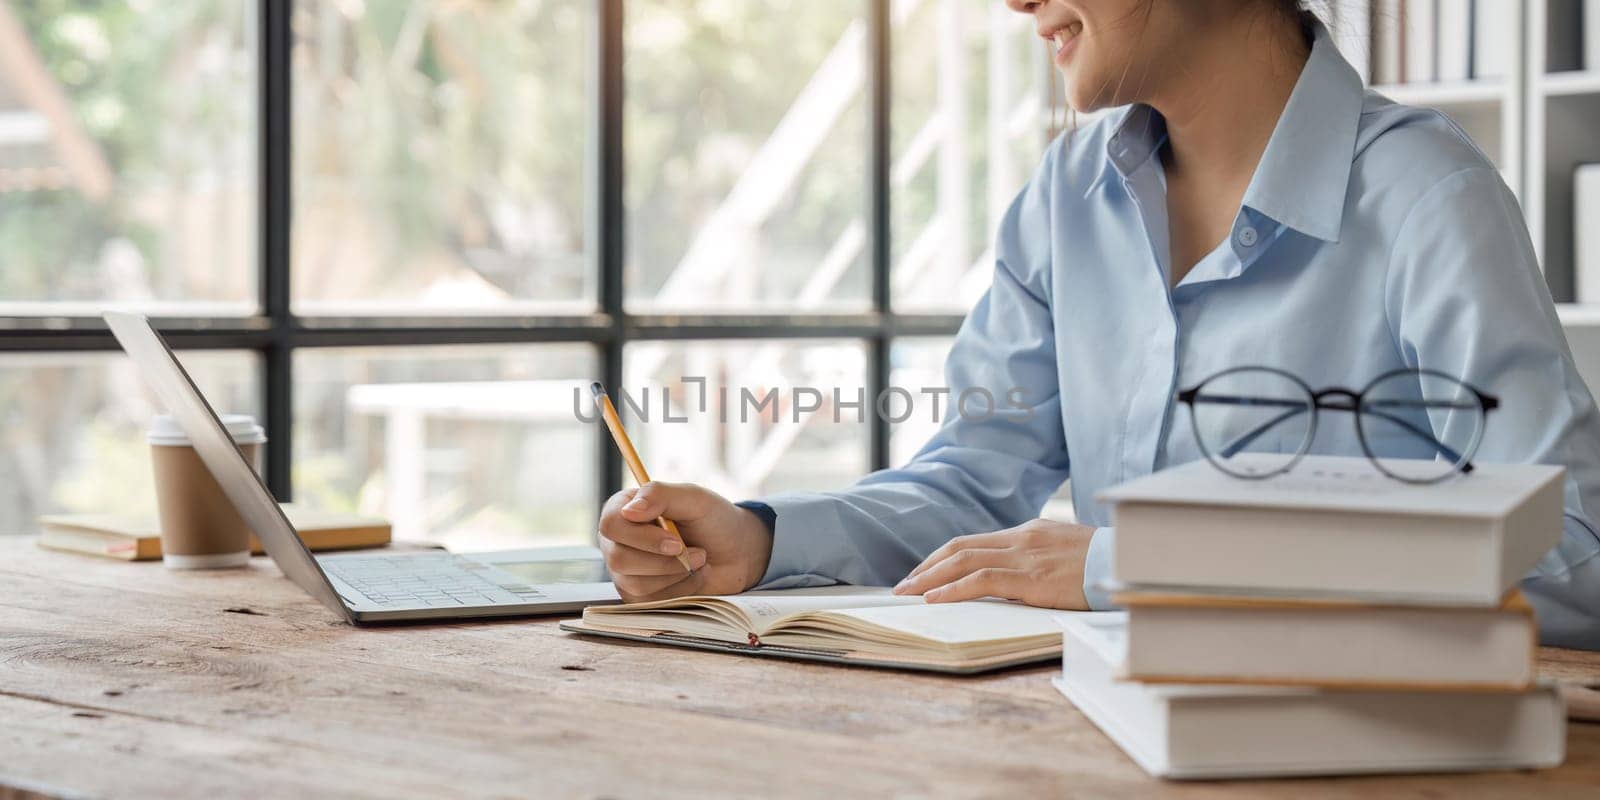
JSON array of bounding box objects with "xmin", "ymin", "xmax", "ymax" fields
[{"xmin": 147, "ymin": 414, "xmax": 267, "ymax": 446}]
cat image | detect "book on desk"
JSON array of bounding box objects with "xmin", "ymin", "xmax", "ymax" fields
[
  {"xmin": 561, "ymin": 586, "xmax": 1064, "ymax": 674},
  {"xmin": 38, "ymin": 504, "xmax": 392, "ymax": 560}
]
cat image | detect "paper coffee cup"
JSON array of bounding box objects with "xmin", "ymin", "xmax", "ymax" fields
[{"xmin": 148, "ymin": 414, "xmax": 265, "ymax": 570}]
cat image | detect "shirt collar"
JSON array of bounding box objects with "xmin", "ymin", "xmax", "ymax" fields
[
  {"xmin": 1086, "ymin": 19, "xmax": 1363, "ymax": 244},
  {"xmin": 1239, "ymin": 19, "xmax": 1363, "ymax": 243},
  {"xmin": 1087, "ymin": 105, "xmax": 1167, "ymax": 195}
]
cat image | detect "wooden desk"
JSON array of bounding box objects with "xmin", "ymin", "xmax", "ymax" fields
[{"xmin": 3, "ymin": 539, "xmax": 1598, "ymax": 799}]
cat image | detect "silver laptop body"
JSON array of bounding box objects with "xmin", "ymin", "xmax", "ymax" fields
[{"xmin": 106, "ymin": 311, "xmax": 621, "ymax": 623}]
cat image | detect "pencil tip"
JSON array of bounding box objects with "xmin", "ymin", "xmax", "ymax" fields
[{"xmin": 590, "ymin": 381, "xmax": 604, "ymax": 397}]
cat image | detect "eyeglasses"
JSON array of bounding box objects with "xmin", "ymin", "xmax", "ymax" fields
[{"xmin": 1176, "ymin": 366, "xmax": 1500, "ymax": 484}]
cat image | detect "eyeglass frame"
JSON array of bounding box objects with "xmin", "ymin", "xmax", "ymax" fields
[{"xmin": 1175, "ymin": 366, "xmax": 1501, "ymax": 484}]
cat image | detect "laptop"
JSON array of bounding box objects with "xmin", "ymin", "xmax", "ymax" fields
[{"xmin": 105, "ymin": 311, "xmax": 621, "ymax": 623}]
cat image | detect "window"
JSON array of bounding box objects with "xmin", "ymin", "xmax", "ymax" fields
[
  {"xmin": 293, "ymin": 345, "xmax": 596, "ymax": 550},
  {"xmin": 889, "ymin": 336, "xmax": 954, "ymax": 466},
  {"xmin": 626, "ymin": 1, "xmax": 870, "ymax": 311},
  {"xmin": 623, "ymin": 339, "xmax": 870, "ymax": 499},
  {"xmin": 891, "ymin": 1, "xmax": 1047, "ymax": 312},
  {"xmin": 290, "ymin": 0, "xmax": 593, "ymax": 314},
  {"xmin": 0, "ymin": 1, "xmax": 257, "ymax": 314},
  {"xmin": 0, "ymin": 1, "xmax": 1054, "ymax": 547},
  {"xmin": 0, "ymin": 350, "xmax": 259, "ymax": 533}
]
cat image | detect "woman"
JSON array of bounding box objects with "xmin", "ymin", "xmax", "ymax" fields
[{"xmin": 597, "ymin": 0, "xmax": 1600, "ymax": 647}]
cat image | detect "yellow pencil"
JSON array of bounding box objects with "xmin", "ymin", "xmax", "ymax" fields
[{"xmin": 590, "ymin": 382, "xmax": 694, "ymax": 573}]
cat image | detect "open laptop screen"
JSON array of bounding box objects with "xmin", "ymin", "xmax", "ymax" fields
[{"xmin": 105, "ymin": 312, "xmax": 352, "ymax": 621}]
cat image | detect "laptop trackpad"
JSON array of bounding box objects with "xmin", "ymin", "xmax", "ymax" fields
[{"xmin": 466, "ymin": 547, "xmax": 609, "ymax": 584}]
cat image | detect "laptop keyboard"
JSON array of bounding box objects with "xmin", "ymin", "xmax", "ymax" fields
[{"xmin": 321, "ymin": 553, "xmax": 546, "ymax": 608}]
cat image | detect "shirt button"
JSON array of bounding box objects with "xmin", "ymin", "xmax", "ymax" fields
[{"xmin": 1236, "ymin": 226, "xmax": 1260, "ymax": 247}]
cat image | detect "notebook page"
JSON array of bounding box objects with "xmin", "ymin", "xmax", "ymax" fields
[
  {"xmin": 825, "ymin": 600, "xmax": 1063, "ymax": 644},
  {"xmin": 722, "ymin": 587, "xmax": 924, "ymax": 634}
]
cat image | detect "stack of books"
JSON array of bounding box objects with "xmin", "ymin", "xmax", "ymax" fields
[
  {"xmin": 1351, "ymin": 0, "xmax": 1516, "ymax": 85},
  {"xmin": 1053, "ymin": 454, "xmax": 1569, "ymax": 779}
]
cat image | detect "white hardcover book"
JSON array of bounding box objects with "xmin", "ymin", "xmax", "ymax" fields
[
  {"xmin": 1437, "ymin": 0, "xmax": 1472, "ymax": 80},
  {"xmin": 1579, "ymin": 164, "xmax": 1600, "ymax": 304},
  {"xmin": 1117, "ymin": 590, "xmax": 1537, "ymax": 690},
  {"xmin": 1589, "ymin": 1, "xmax": 1600, "ymax": 70},
  {"xmin": 1052, "ymin": 615, "xmax": 1566, "ymax": 780},
  {"xmin": 1405, "ymin": 0, "xmax": 1438, "ymax": 82},
  {"xmin": 1373, "ymin": 0, "xmax": 1406, "ymax": 85},
  {"xmin": 1472, "ymin": 0, "xmax": 1516, "ymax": 79},
  {"xmin": 1098, "ymin": 455, "xmax": 1564, "ymax": 605}
]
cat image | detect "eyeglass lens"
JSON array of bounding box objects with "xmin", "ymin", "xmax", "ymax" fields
[
  {"xmin": 1188, "ymin": 368, "xmax": 1314, "ymax": 478},
  {"xmin": 1357, "ymin": 371, "xmax": 1485, "ymax": 482}
]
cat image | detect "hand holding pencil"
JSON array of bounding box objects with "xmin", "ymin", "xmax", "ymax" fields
[
  {"xmin": 591, "ymin": 382, "xmax": 777, "ymax": 602},
  {"xmin": 591, "ymin": 382, "xmax": 694, "ymax": 573}
]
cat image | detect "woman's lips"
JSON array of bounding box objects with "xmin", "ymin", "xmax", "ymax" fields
[{"xmin": 1053, "ymin": 21, "xmax": 1084, "ymax": 66}]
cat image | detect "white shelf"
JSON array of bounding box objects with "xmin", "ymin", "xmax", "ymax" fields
[
  {"xmin": 1541, "ymin": 71, "xmax": 1600, "ymax": 97},
  {"xmin": 1557, "ymin": 304, "xmax": 1600, "ymax": 326},
  {"xmin": 1374, "ymin": 79, "xmax": 1506, "ymax": 107}
]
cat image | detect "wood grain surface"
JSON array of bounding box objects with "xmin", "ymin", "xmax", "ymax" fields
[{"xmin": 2, "ymin": 538, "xmax": 1597, "ymax": 799}]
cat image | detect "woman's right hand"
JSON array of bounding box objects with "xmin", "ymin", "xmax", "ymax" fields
[{"xmin": 597, "ymin": 482, "xmax": 774, "ymax": 602}]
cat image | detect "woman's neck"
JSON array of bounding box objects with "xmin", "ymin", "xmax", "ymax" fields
[{"xmin": 1152, "ymin": 14, "xmax": 1310, "ymax": 183}]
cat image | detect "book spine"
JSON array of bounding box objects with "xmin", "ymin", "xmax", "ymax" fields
[
  {"xmin": 1438, "ymin": 0, "xmax": 1472, "ymax": 80},
  {"xmin": 1474, "ymin": 0, "xmax": 1517, "ymax": 80},
  {"xmin": 1440, "ymin": 0, "xmax": 1452, "ymax": 79},
  {"xmin": 1549, "ymin": 0, "xmax": 1587, "ymax": 73},
  {"xmin": 1578, "ymin": 165, "xmax": 1600, "ymax": 303},
  {"xmin": 1586, "ymin": 0, "xmax": 1600, "ymax": 70},
  {"xmin": 1466, "ymin": 0, "xmax": 1478, "ymax": 79},
  {"xmin": 1374, "ymin": 0, "xmax": 1406, "ymax": 85},
  {"xmin": 1405, "ymin": 0, "xmax": 1439, "ymax": 83}
]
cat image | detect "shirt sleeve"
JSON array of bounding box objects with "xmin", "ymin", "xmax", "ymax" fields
[
  {"xmin": 1386, "ymin": 166, "xmax": 1600, "ymax": 648},
  {"xmin": 755, "ymin": 144, "xmax": 1072, "ymax": 589}
]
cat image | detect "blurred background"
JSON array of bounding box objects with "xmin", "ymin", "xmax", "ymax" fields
[
  {"xmin": 4, "ymin": 1, "xmax": 1593, "ymax": 552},
  {"xmin": 0, "ymin": 0, "xmax": 1054, "ymax": 550}
]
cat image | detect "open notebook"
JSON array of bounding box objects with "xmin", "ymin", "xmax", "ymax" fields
[{"xmin": 558, "ymin": 586, "xmax": 1064, "ymax": 674}]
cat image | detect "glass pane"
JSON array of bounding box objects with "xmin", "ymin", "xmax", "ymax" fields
[
  {"xmin": 888, "ymin": 337, "xmax": 953, "ymax": 467},
  {"xmin": 293, "ymin": 345, "xmax": 597, "ymax": 551},
  {"xmin": 625, "ymin": 1, "xmax": 870, "ymax": 312},
  {"xmin": 0, "ymin": 350, "xmax": 259, "ymax": 535},
  {"xmin": 891, "ymin": 0, "xmax": 1049, "ymax": 312},
  {"xmin": 0, "ymin": 2, "xmax": 257, "ymax": 314},
  {"xmin": 291, "ymin": 1, "xmax": 593, "ymax": 314},
  {"xmin": 889, "ymin": 336, "xmax": 1073, "ymax": 517},
  {"xmin": 621, "ymin": 339, "xmax": 869, "ymax": 499}
]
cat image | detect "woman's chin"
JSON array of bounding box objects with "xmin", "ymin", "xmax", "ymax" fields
[{"xmin": 1063, "ymin": 90, "xmax": 1105, "ymax": 116}]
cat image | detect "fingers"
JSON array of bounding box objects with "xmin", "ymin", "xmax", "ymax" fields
[
  {"xmin": 900, "ymin": 529, "xmax": 1017, "ymax": 584},
  {"xmin": 603, "ymin": 516, "xmax": 688, "ymax": 556},
  {"xmin": 895, "ymin": 547, "xmax": 1011, "ymax": 596},
  {"xmin": 615, "ymin": 568, "xmax": 706, "ymax": 603},
  {"xmin": 923, "ymin": 567, "xmax": 1029, "ymax": 604},
  {"xmin": 599, "ymin": 488, "xmax": 707, "ymax": 599},
  {"xmin": 618, "ymin": 481, "xmax": 722, "ymax": 526},
  {"xmin": 602, "ymin": 538, "xmax": 707, "ymax": 576},
  {"xmin": 600, "ymin": 489, "xmax": 687, "ymax": 556}
]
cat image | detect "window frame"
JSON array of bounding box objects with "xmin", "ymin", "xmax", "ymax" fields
[{"xmin": 0, "ymin": 0, "xmax": 1031, "ymax": 514}]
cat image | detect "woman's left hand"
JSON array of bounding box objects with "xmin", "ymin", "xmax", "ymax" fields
[{"xmin": 892, "ymin": 519, "xmax": 1094, "ymax": 609}]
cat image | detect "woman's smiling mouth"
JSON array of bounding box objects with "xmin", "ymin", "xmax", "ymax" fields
[{"xmin": 1048, "ymin": 21, "xmax": 1084, "ymax": 65}]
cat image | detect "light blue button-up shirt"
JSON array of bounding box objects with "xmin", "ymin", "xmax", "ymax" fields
[{"xmin": 756, "ymin": 23, "xmax": 1600, "ymax": 648}]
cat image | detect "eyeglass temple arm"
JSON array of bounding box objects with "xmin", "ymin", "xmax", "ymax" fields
[
  {"xmin": 1213, "ymin": 403, "xmax": 1307, "ymax": 458},
  {"xmin": 1361, "ymin": 399, "xmax": 1472, "ymax": 467},
  {"xmin": 1200, "ymin": 395, "xmax": 1470, "ymax": 465}
]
